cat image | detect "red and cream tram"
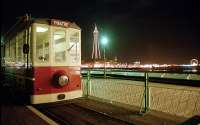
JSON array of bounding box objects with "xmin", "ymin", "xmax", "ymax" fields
[{"xmin": 1, "ymin": 16, "xmax": 82, "ymax": 104}]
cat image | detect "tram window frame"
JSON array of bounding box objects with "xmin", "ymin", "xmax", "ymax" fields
[
  {"xmin": 34, "ymin": 24, "xmax": 50, "ymax": 65},
  {"xmin": 10, "ymin": 38, "xmax": 16, "ymax": 63},
  {"xmin": 1, "ymin": 45, "xmax": 5, "ymax": 66},
  {"xmin": 16, "ymin": 32, "xmax": 24, "ymax": 65},
  {"xmin": 68, "ymin": 29, "xmax": 81, "ymax": 65},
  {"xmin": 52, "ymin": 28, "xmax": 67, "ymax": 65},
  {"xmin": 5, "ymin": 41, "xmax": 10, "ymax": 64}
]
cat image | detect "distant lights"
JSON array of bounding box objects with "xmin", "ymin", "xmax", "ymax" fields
[
  {"xmin": 81, "ymin": 62, "xmax": 199, "ymax": 69},
  {"xmin": 140, "ymin": 64, "xmax": 153, "ymax": 68}
]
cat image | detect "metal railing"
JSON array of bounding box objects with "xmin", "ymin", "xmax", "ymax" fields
[{"xmin": 81, "ymin": 68, "xmax": 200, "ymax": 117}]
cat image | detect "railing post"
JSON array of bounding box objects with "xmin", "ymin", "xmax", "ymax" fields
[
  {"xmin": 86, "ymin": 69, "xmax": 90, "ymax": 97},
  {"xmin": 140, "ymin": 72, "xmax": 150, "ymax": 114},
  {"xmin": 144, "ymin": 72, "xmax": 149, "ymax": 112},
  {"xmin": 104, "ymin": 66, "xmax": 106, "ymax": 78}
]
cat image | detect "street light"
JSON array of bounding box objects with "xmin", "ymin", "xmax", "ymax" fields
[
  {"xmin": 101, "ymin": 36, "xmax": 108, "ymax": 60},
  {"xmin": 101, "ymin": 36, "xmax": 108, "ymax": 78}
]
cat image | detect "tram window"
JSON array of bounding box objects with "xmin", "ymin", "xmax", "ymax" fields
[
  {"xmin": 5, "ymin": 42, "xmax": 10, "ymax": 65},
  {"xmin": 1, "ymin": 46, "xmax": 5, "ymax": 65},
  {"xmin": 36, "ymin": 26, "xmax": 49, "ymax": 62},
  {"xmin": 10, "ymin": 39, "xmax": 16, "ymax": 62},
  {"xmin": 69, "ymin": 31, "xmax": 80, "ymax": 63},
  {"xmin": 17, "ymin": 32, "xmax": 23, "ymax": 63},
  {"xmin": 53, "ymin": 30, "xmax": 66, "ymax": 63},
  {"xmin": 5, "ymin": 43, "xmax": 9, "ymax": 58}
]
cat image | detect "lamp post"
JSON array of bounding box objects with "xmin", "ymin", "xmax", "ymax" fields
[
  {"xmin": 102, "ymin": 37, "xmax": 108, "ymax": 59},
  {"xmin": 101, "ymin": 36, "xmax": 108, "ymax": 78}
]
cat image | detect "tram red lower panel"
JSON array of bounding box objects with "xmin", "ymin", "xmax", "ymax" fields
[{"xmin": 33, "ymin": 66, "xmax": 81, "ymax": 95}]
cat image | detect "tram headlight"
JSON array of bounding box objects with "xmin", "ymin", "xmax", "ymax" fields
[
  {"xmin": 58, "ymin": 75, "xmax": 69, "ymax": 87},
  {"xmin": 52, "ymin": 71, "xmax": 69, "ymax": 87}
]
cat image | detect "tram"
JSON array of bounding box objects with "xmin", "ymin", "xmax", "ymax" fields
[{"xmin": 1, "ymin": 15, "xmax": 82, "ymax": 104}]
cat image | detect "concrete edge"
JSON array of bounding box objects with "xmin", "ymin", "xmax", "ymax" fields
[{"xmin": 26, "ymin": 105, "xmax": 59, "ymax": 125}]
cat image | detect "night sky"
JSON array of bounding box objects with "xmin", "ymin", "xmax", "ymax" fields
[{"xmin": 1, "ymin": 0, "xmax": 200, "ymax": 64}]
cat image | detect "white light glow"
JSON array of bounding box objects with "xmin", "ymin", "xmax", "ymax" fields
[
  {"xmin": 192, "ymin": 62, "xmax": 198, "ymax": 66},
  {"xmin": 101, "ymin": 37, "xmax": 108, "ymax": 45},
  {"xmin": 36, "ymin": 27, "xmax": 48, "ymax": 32}
]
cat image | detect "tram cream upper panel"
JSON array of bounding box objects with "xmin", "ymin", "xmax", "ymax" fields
[{"xmin": 32, "ymin": 23, "xmax": 81, "ymax": 67}]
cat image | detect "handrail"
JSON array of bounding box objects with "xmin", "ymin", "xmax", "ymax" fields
[{"xmin": 82, "ymin": 68, "xmax": 200, "ymax": 87}]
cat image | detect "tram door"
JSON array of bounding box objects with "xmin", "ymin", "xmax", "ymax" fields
[
  {"xmin": 35, "ymin": 25, "xmax": 50, "ymax": 65},
  {"xmin": 68, "ymin": 30, "xmax": 81, "ymax": 66},
  {"xmin": 53, "ymin": 28, "xmax": 67, "ymax": 65}
]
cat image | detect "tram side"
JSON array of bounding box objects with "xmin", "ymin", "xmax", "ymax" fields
[{"xmin": 1, "ymin": 17, "xmax": 82, "ymax": 104}]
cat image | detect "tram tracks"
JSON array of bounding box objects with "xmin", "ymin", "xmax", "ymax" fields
[{"xmin": 35, "ymin": 102, "xmax": 135, "ymax": 125}]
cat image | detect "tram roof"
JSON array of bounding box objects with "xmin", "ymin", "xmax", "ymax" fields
[{"xmin": 3, "ymin": 17, "xmax": 81, "ymax": 43}]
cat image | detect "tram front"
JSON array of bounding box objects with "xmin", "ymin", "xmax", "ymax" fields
[{"xmin": 31, "ymin": 19, "xmax": 82, "ymax": 104}]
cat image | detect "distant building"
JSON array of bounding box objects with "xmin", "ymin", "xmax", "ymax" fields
[
  {"xmin": 114, "ymin": 56, "xmax": 118, "ymax": 62},
  {"xmin": 132, "ymin": 59, "xmax": 141, "ymax": 65},
  {"xmin": 91, "ymin": 24, "xmax": 101, "ymax": 60}
]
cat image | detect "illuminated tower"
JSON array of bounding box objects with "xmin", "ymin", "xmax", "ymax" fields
[{"xmin": 92, "ymin": 24, "xmax": 101, "ymax": 60}]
